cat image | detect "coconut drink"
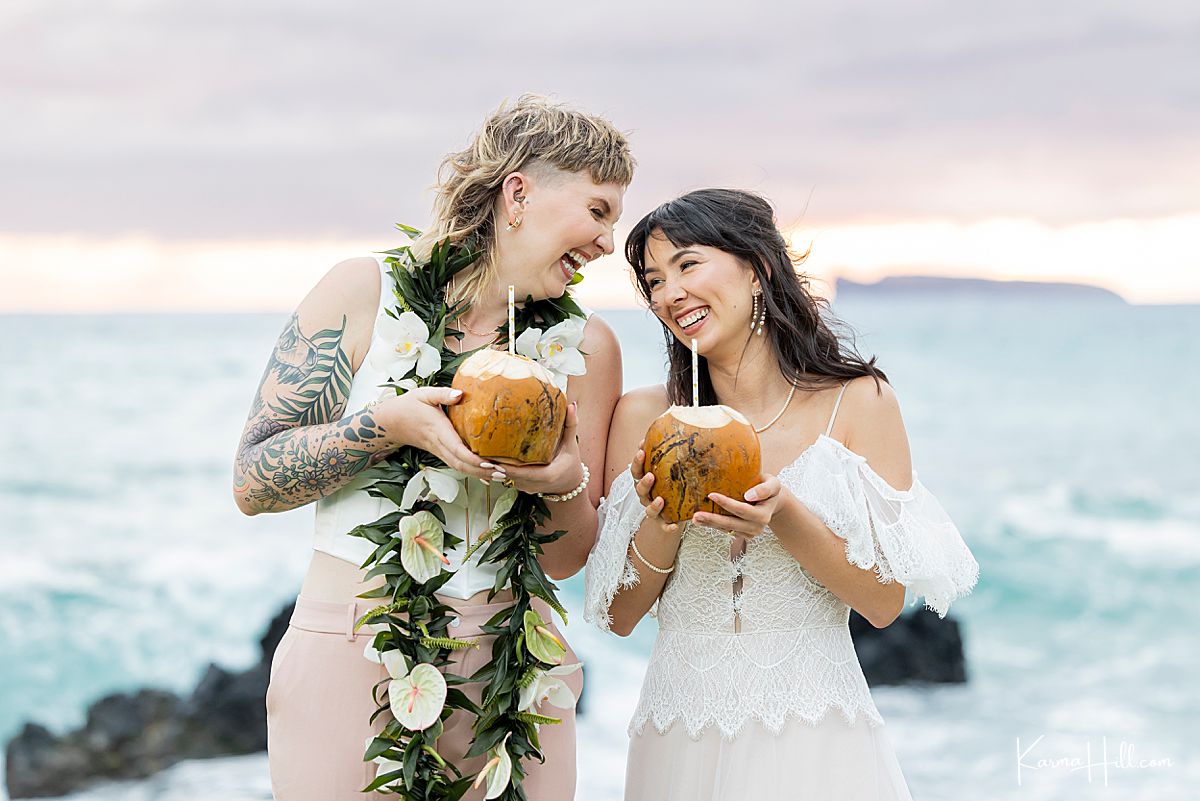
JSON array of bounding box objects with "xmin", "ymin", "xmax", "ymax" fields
[
  {"xmin": 643, "ymin": 404, "xmax": 762, "ymax": 524},
  {"xmin": 448, "ymin": 348, "xmax": 567, "ymax": 465}
]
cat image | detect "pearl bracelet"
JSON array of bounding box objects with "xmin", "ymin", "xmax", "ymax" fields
[
  {"xmin": 631, "ymin": 536, "xmax": 675, "ymax": 574},
  {"xmin": 538, "ymin": 463, "xmax": 590, "ymax": 503}
]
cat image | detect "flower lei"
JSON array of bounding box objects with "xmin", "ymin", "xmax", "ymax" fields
[{"xmin": 347, "ymin": 225, "xmax": 589, "ymax": 800}]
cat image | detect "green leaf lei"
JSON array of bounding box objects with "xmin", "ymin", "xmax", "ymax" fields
[{"xmin": 348, "ymin": 227, "xmax": 585, "ymax": 800}]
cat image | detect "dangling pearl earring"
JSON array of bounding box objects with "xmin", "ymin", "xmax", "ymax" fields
[{"xmin": 750, "ymin": 288, "xmax": 766, "ymax": 335}]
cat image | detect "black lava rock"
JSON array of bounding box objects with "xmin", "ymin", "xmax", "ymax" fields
[
  {"xmin": 849, "ymin": 607, "xmax": 968, "ymax": 685},
  {"xmin": 4, "ymin": 602, "xmax": 295, "ymax": 799}
]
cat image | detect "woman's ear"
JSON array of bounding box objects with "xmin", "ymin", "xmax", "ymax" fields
[{"xmin": 501, "ymin": 172, "xmax": 530, "ymax": 218}]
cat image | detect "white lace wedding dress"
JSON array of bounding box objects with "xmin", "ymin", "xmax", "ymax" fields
[{"xmin": 584, "ymin": 392, "xmax": 980, "ymax": 800}]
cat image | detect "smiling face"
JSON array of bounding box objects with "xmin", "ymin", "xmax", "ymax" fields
[
  {"xmin": 641, "ymin": 231, "xmax": 759, "ymax": 361},
  {"xmin": 495, "ymin": 166, "xmax": 624, "ymax": 301}
]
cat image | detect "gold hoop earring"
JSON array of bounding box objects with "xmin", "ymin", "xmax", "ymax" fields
[{"xmin": 505, "ymin": 216, "xmax": 523, "ymax": 232}]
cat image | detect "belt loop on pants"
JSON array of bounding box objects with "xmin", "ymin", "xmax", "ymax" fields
[{"xmin": 345, "ymin": 601, "xmax": 357, "ymax": 642}]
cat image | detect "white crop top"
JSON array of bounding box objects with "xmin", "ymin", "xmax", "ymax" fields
[{"xmin": 312, "ymin": 256, "xmax": 501, "ymax": 600}]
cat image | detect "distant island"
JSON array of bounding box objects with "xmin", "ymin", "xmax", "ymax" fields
[{"xmin": 834, "ymin": 275, "xmax": 1127, "ymax": 304}]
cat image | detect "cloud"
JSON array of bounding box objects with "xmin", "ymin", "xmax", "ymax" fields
[{"xmin": 1, "ymin": 0, "xmax": 1198, "ymax": 243}]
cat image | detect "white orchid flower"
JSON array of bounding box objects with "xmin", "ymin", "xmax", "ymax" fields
[
  {"xmin": 363, "ymin": 643, "xmax": 410, "ymax": 681},
  {"xmin": 387, "ymin": 662, "xmax": 447, "ymax": 731},
  {"xmin": 371, "ymin": 311, "xmax": 441, "ymax": 379},
  {"xmin": 398, "ymin": 511, "xmax": 450, "ymax": 582},
  {"xmin": 518, "ymin": 662, "xmax": 582, "ymax": 712},
  {"xmin": 522, "ymin": 609, "xmax": 567, "ymax": 665},
  {"xmin": 365, "ymin": 735, "xmax": 405, "ymax": 788},
  {"xmin": 401, "ymin": 465, "xmax": 465, "ymax": 510},
  {"xmin": 376, "ymin": 379, "xmax": 419, "ymax": 405},
  {"xmin": 473, "ymin": 733, "xmax": 513, "ymax": 799},
  {"xmin": 514, "ymin": 316, "xmax": 586, "ymax": 390}
]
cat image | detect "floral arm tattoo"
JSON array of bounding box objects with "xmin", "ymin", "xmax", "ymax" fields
[{"xmin": 234, "ymin": 313, "xmax": 394, "ymax": 513}]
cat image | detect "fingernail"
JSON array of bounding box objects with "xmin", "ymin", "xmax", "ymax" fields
[
  {"xmin": 481, "ymin": 479, "xmax": 490, "ymax": 486},
  {"xmin": 744, "ymin": 490, "xmax": 757, "ymax": 501},
  {"xmin": 450, "ymin": 389, "xmax": 463, "ymax": 398},
  {"xmin": 492, "ymin": 471, "xmax": 506, "ymax": 481},
  {"xmin": 480, "ymin": 462, "xmax": 497, "ymax": 469}
]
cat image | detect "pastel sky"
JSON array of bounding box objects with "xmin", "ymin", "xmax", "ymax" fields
[{"xmin": 2, "ymin": 1, "xmax": 1198, "ymax": 310}]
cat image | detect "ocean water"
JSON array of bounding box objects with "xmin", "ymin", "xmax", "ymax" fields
[{"xmin": 1, "ymin": 299, "xmax": 1197, "ymax": 800}]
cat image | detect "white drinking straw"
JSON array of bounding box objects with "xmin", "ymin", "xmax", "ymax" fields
[
  {"xmin": 508, "ymin": 285, "xmax": 515, "ymax": 355},
  {"xmin": 691, "ymin": 338, "xmax": 699, "ymax": 406}
]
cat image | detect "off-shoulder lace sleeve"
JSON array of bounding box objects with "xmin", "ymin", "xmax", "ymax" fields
[
  {"xmin": 583, "ymin": 468, "xmax": 648, "ymax": 631},
  {"xmin": 796, "ymin": 444, "xmax": 980, "ymax": 618}
]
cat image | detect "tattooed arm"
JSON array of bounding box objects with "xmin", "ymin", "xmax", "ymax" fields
[
  {"xmin": 233, "ymin": 257, "xmax": 496, "ymax": 516},
  {"xmin": 233, "ymin": 258, "xmax": 385, "ymax": 515}
]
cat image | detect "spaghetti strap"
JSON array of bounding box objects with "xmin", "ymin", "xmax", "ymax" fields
[
  {"xmin": 824, "ymin": 381, "xmax": 850, "ymax": 436},
  {"xmin": 373, "ymin": 255, "xmax": 396, "ymax": 318}
]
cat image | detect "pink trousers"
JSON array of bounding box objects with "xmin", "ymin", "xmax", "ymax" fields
[{"xmin": 266, "ymin": 594, "xmax": 583, "ymax": 800}]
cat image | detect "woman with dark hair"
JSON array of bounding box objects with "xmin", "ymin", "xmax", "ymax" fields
[{"xmin": 584, "ymin": 188, "xmax": 978, "ymax": 799}]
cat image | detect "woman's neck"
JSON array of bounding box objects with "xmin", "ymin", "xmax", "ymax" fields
[
  {"xmin": 704, "ymin": 337, "xmax": 793, "ymax": 420},
  {"xmin": 456, "ymin": 273, "xmax": 516, "ymax": 331}
]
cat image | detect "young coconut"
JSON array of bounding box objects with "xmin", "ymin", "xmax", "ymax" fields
[
  {"xmin": 643, "ymin": 405, "xmax": 762, "ymax": 524},
  {"xmin": 448, "ymin": 348, "xmax": 567, "ymax": 465}
]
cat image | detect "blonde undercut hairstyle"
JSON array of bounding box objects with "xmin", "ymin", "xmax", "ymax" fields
[{"xmin": 411, "ymin": 94, "xmax": 636, "ymax": 307}]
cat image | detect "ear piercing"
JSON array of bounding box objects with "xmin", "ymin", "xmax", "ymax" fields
[{"xmin": 505, "ymin": 193, "xmax": 527, "ymax": 232}]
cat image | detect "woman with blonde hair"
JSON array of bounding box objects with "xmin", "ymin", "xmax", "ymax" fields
[
  {"xmin": 586, "ymin": 188, "xmax": 978, "ymax": 800},
  {"xmin": 234, "ymin": 95, "xmax": 634, "ymax": 800}
]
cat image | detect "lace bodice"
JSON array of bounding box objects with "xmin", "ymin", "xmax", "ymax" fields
[{"xmin": 583, "ymin": 434, "xmax": 979, "ymax": 740}]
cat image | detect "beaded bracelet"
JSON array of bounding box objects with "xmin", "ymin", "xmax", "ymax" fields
[
  {"xmin": 538, "ymin": 462, "xmax": 590, "ymax": 502},
  {"xmin": 631, "ymin": 536, "xmax": 674, "ymax": 574}
]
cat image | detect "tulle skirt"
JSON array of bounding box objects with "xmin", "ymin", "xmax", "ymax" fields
[{"xmin": 624, "ymin": 713, "xmax": 913, "ymax": 801}]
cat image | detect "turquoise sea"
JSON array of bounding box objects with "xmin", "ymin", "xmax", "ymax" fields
[{"xmin": 1, "ymin": 299, "xmax": 1197, "ymax": 800}]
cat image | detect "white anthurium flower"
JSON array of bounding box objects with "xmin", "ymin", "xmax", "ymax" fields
[
  {"xmin": 398, "ymin": 511, "xmax": 450, "ymax": 582},
  {"xmin": 400, "ymin": 465, "xmax": 465, "ymax": 510},
  {"xmin": 370, "ymin": 311, "xmax": 442, "ymax": 379},
  {"xmin": 518, "ymin": 662, "xmax": 582, "ymax": 712},
  {"xmin": 514, "ymin": 316, "xmax": 587, "ymax": 390},
  {"xmin": 473, "ymin": 733, "xmax": 513, "ymax": 799},
  {"xmin": 387, "ymin": 663, "xmax": 447, "ymax": 731}
]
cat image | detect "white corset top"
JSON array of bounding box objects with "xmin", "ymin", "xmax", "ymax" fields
[
  {"xmin": 312, "ymin": 256, "xmax": 502, "ymax": 600},
  {"xmin": 584, "ymin": 434, "xmax": 980, "ymax": 739}
]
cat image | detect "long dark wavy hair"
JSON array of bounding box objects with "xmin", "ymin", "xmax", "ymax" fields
[{"xmin": 625, "ymin": 188, "xmax": 888, "ymax": 406}]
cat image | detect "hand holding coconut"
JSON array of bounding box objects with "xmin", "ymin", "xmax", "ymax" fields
[
  {"xmin": 639, "ymin": 404, "xmax": 785, "ymax": 537},
  {"xmin": 629, "ymin": 440, "xmax": 682, "ymax": 539},
  {"xmin": 693, "ymin": 474, "xmax": 787, "ymax": 538},
  {"xmin": 370, "ymin": 386, "xmax": 501, "ymax": 482}
]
